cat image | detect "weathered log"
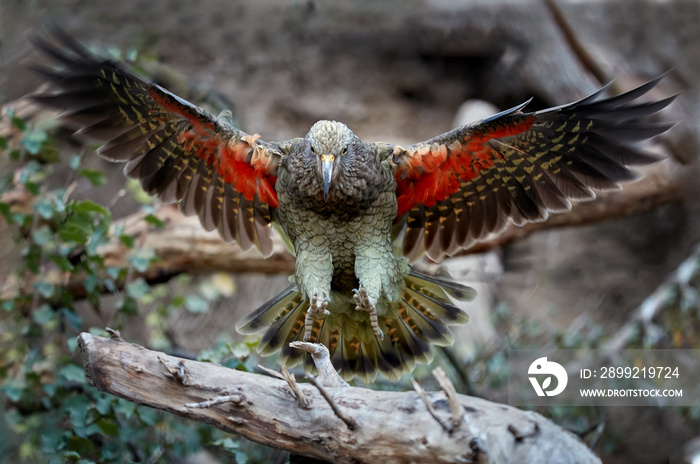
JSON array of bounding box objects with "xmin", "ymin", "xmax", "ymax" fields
[{"xmin": 78, "ymin": 332, "xmax": 600, "ymax": 464}]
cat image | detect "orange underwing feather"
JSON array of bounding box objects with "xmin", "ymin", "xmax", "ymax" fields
[
  {"xmin": 147, "ymin": 86, "xmax": 279, "ymax": 208},
  {"xmin": 394, "ymin": 115, "xmax": 537, "ymax": 217}
]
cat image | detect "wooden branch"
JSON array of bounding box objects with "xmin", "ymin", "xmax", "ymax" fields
[{"xmin": 77, "ymin": 333, "xmax": 601, "ymax": 464}]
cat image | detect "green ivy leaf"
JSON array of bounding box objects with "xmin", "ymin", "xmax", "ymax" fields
[
  {"xmin": 58, "ymin": 216, "xmax": 92, "ymax": 244},
  {"xmin": 32, "ymin": 304, "xmax": 55, "ymax": 325},
  {"xmin": 66, "ymin": 435, "xmax": 94, "ymax": 454},
  {"xmin": 11, "ymin": 115, "xmax": 27, "ymax": 131},
  {"xmin": 70, "ymin": 200, "xmax": 110, "ymax": 217},
  {"xmin": 19, "ymin": 160, "xmax": 41, "ymax": 181},
  {"xmin": 49, "ymin": 255, "xmax": 75, "ymax": 272},
  {"xmin": 113, "ymin": 398, "xmax": 136, "ymax": 419},
  {"xmin": 4, "ymin": 384, "xmax": 23, "ymax": 402},
  {"xmin": 96, "ymin": 418, "xmax": 119, "ymax": 436},
  {"xmin": 212, "ymin": 437, "xmax": 239, "ymax": 451},
  {"xmin": 21, "ymin": 127, "xmax": 48, "ymax": 155},
  {"xmin": 69, "ymin": 154, "xmax": 82, "ymax": 170},
  {"xmin": 144, "ymin": 214, "xmax": 165, "ymax": 228},
  {"xmin": 77, "ymin": 169, "xmax": 107, "ymax": 186},
  {"xmin": 184, "ymin": 295, "xmax": 209, "ymax": 313},
  {"xmin": 86, "ymin": 228, "xmax": 108, "ymax": 256},
  {"xmin": 53, "ymin": 191, "xmax": 67, "ymax": 213},
  {"xmin": 104, "ymin": 278, "xmax": 118, "ymax": 293},
  {"xmin": 83, "ymin": 274, "xmax": 99, "ymax": 293},
  {"xmin": 126, "ymin": 278, "xmax": 150, "ymax": 299},
  {"xmin": 137, "ymin": 407, "xmax": 158, "ymax": 426},
  {"xmin": 59, "ymin": 364, "xmax": 85, "ymax": 383},
  {"xmin": 198, "ymin": 279, "xmax": 221, "ymax": 301},
  {"xmin": 0, "ymin": 202, "xmax": 14, "ymax": 224},
  {"xmin": 23, "ymin": 243, "xmax": 43, "ymax": 273},
  {"xmin": 128, "ymin": 247, "xmax": 156, "ymax": 272},
  {"xmin": 34, "ymin": 199, "xmax": 54, "ymax": 219},
  {"xmin": 35, "ymin": 281, "xmax": 55, "ymax": 298},
  {"xmin": 66, "ymin": 337, "xmax": 79, "ymax": 353},
  {"xmin": 105, "ymin": 267, "xmax": 122, "ymax": 280},
  {"xmin": 94, "ymin": 395, "xmax": 112, "ymax": 416},
  {"xmin": 25, "ymin": 182, "xmax": 40, "ymax": 197},
  {"xmin": 32, "ymin": 225, "xmax": 54, "ymax": 245},
  {"xmin": 61, "ymin": 308, "xmax": 83, "ymax": 331},
  {"xmin": 117, "ymin": 296, "xmax": 138, "ymax": 315},
  {"xmin": 119, "ymin": 234, "xmax": 135, "ymax": 248}
]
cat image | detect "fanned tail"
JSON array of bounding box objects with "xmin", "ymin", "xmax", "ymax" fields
[
  {"xmin": 235, "ymin": 285, "xmax": 308, "ymax": 364},
  {"xmin": 235, "ymin": 270, "xmax": 474, "ymax": 382}
]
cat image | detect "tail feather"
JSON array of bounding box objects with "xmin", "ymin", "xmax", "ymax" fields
[
  {"xmin": 258, "ymin": 299, "xmax": 307, "ymax": 357},
  {"xmin": 390, "ymin": 314, "xmax": 432, "ymax": 366},
  {"xmin": 329, "ymin": 332, "xmax": 351, "ymax": 376},
  {"xmin": 406, "ymin": 269, "xmax": 476, "ymax": 301},
  {"xmin": 404, "ymin": 286, "xmax": 470, "ymax": 326},
  {"xmin": 346, "ymin": 337, "xmax": 378, "ymax": 382},
  {"xmin": 235, "ymin": 270, "xmax": 473, "ymax": 382},
  {"xmin": 400, "ymin": 294, "xmax": 453, "ymax": 345},
  {"xmin": 235, "ymin": 285, "xmax": 309, "ymax": 358},
  {"xmin": 373, "ymin": 333, "xmax": 406, "ymax": 379},
  {"xmin": 235, "ymin": 285, "xmax": 301, "ymax": 334},
  {"xmin": 280, "ymin": 323, "xmax": 308, "ymax": 367}
]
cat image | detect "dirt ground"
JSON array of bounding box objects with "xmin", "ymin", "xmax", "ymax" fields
[{"xmin": 2, "ymin": 0, "xmax": 700, "ymax": 462}]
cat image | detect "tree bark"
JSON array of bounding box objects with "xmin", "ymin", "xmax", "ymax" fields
[{"xmin": 78, "ymin": 332, "xmax": 601, "ymax": 464}]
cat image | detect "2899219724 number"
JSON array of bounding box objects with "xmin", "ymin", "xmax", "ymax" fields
[{"xmin": 599, "ymin": 366, "xmax": 680, "ymax": 379}]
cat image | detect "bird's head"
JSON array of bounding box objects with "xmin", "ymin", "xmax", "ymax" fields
[{"xmin": 304, "ymin": 120, "xmax": 358, "ymax": 202}]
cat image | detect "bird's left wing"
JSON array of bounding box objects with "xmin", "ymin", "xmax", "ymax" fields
[
  {"xmin": 30, "ymin": 26, "xmax": 288, "ymax": 256},
  {"xmin": 389, "ymin": 78, "xmax": 676, "ymax": 261}
]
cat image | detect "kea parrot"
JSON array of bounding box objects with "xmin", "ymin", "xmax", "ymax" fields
[{"xmin": 30, "ymin": 27, "xmax": 675, "ymax": 382}]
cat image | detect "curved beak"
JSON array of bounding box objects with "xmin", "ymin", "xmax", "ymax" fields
[{"xmin": 321, "ymin": 154, "xmax": 335, "ymax": 202}]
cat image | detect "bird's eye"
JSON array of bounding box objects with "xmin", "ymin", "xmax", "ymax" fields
[
  {"xmin": 341, "ymin": 146, "xmax": 347, "ymax": 156},
  {"xmin": 310, "ymin": 145, "xmax": 316, "ymax": 154}
]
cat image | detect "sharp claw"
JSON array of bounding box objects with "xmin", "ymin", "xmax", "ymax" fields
[
  {"xmin": 353, "ymin": 284, "xmax": 384, "ymax": 340},
  {"xmin": 304, "ymin": 292, "xmax": 330, "ymax": 342}
]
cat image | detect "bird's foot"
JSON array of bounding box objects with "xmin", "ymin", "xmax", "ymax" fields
[
  {"xmin": 304, "ymin": 293, "xmax": 330, "ymax": 342},
  {"xmin": 353, "ymin": 285, "xmax": 383, "ymax": 340}
]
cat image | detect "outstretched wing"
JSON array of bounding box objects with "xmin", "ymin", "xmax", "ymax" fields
[
  {"xmin": 390, "ymin": 78, "xmax": 676, "ymax": 261},
  {"xmin": 30, "ymin": 26, "xmax": 287, "ymax": 256}
]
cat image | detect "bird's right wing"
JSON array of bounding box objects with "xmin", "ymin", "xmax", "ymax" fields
[
  {"xmin": 31, "ymin": 26, "xmax": 291, "ymax": 256},
  {"xmin": 388, "ymin": 77, "xmax": 676, "ymax": 261}
]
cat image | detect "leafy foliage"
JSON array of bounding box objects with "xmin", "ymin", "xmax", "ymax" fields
[{"xmin": 0, "ymin": 110, "xmax": 268, "ymax": 463}]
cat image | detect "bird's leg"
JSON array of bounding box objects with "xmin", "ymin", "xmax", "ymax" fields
[
  {"xmin": 353, "ymin": 285, "xmax": 383, "ymax": 340},
  {"xmin": 294, "ymin": 240, "xmax": 333, "ymax": 342},
  {"xmin": 304, "ymin": 292, "xmax": 330, "ymax": 342}
]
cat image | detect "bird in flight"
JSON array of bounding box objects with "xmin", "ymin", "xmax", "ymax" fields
[{"xmin": 30, "ymin": 26, "xmax": 675, "ymax": 382}]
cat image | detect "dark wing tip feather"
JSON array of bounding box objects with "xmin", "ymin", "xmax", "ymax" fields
[{"xmin": 482, "ymin": 97, "xmax": 533, "ymax": 123}]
